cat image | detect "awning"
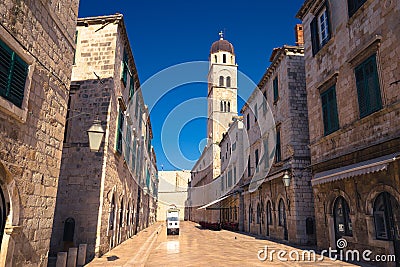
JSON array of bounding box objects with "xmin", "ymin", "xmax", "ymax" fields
[
  {"xmin": 197, "ymin": 193, "xmax": 235, "ymax": 210},
  {"xmin": 312, "ymin": 152, "xmax": 399, "ymax": 186}
]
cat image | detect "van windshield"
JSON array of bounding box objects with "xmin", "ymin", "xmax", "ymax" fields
[{"xmin": 168, "ymin": 217, "xmax": 179, "ymax": 221}]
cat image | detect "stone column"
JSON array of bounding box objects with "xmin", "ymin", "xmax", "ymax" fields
[
  {"xmin": 67, "ymin": 247, "xmax": 78, "ymax": 267},
  {"xmin": 77, "ymin": 244, "xmax": 87, "ymax": 266},
  {"xmin": 56, "ymin": 252, "xmax": 67, "ymax": 267}
]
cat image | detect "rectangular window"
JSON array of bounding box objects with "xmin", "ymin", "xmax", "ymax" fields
[
  {"xmin": 310, "ymin": 2, "xmax": 331, "ymax": 56},
  {"xmin": 228, "ymin": 170, "xmax": 232, "ymax": 187},
  {"xmin": 233, "ymin": 166, "xmax": 237, "ymax": 184},
  {"xmin": 125, "ymin": 126, "xmax": 131, "ymax": 163},
  {"xmin": 73, "ymin": 30, "xmax": 78, "ymax": 65},
  {"xmin": 263, "ymin": 138, "xmax": 270, "ymax": 171},
  {"xmin": 116, "ymin": 110, "xmax": 124, "ymax": 153},
  {"xmin": 247, "ymin": 156, "xmax": 251, "ymax": 177},
  {"xmin": 273, "ymin": 77, "xmax": 279, "ymax": 102},
  {"xmin": 0, "ymin": 39, "xmax": 29, "ymax": 108},
  {"xmin": 321, "ymin": 85, "xmax": 339, "ymax": 135},
  {"xmin": 262, "ymin": 91, "xmax": 268, "ymax": 115},
  {"xmin": 129, "ymin": 74, "xmax": 134, "ymax": 99},
  {"xmin": 221, "ymin": 175, "xmax": 224, "ymax": 191},
  {"xmin": 255, "ymin": 149, "xmax": 259, "ymax": 169},
  {"xmin": 131, "ymin": 137, "xmax": 136, "ymax": 171},
  {"xmin": 348, "ymin": 0, "xmax": 367, "ymax": 17},
  {"xmin": 355, "ymin": 54, "xmax": 382, "ymax": 118},
  {"xmin": 121, "ymin": 50, "xmax": 129, "ymax": 86},
  {"xmin": 254, "ymin": 103, "xmax": 258, "ymax": 122},
  {"xmin": 275, "ymin": 127, "xmax": 281, "ymax": 163},
  {"xmin": 246, "ymin": 113, "xmax": 250, "ymax": 130}
]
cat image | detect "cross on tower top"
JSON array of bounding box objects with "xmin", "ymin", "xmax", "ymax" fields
[{"xmin": 219, "ymin": 31, "xmax": 224, "ymax": 40}]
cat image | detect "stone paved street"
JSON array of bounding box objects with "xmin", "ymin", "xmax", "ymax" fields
[{"xmin": 86, "ymin": 221, "xmax": 369, "ymax": 267}]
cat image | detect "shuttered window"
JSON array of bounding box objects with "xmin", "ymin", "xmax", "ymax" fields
[
  {"xmin": 0, "ymin": 39, "xmax": 28, "ymax": 108},
  {"xmin": 310, "ymin": 1, "xmax": 332, "ymax": 56},
  {"xmin": 273, "ymin": 77, "xmax": 279, "ymax": 102},
  {"xmin": 275, "ymin": 127, "xmax": 281, "ymax": 162},
  {"xmin": 116, "ymin": 110, "xmax": 124, "ymax": 153},
  {"xmin": 355, "ymin": 54, "xmax": 382, "ymax": 118},
  {"xmin": 125, "ymin": 126, "xmax": 131, "ymax": 163},
  {"xmin": 131, "ymin": 136, "xmax": 136, "ymax": 171},
  {"xmin": 129, "ymin": 74, "xmax": 134, "ymax": 99},
  {"xmin": 321, "ymin": 85, "xmax": 339, "ymax": 135},
  {"xmin": 121, "ymin": 50, "xmax": 129, "ymax": 86}
]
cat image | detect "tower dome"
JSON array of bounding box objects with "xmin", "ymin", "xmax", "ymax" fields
[{"xmin": 210, "ymin": 32, "xmax": 234, "ymax": 55}]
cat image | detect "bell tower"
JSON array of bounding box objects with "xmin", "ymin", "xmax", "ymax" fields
[{"xmin": 207, "ymin": 32, "xmax": 238, "ymax": 145}]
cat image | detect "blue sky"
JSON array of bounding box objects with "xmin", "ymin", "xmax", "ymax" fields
[{"xmin": 78, "ymin": 0, "xmax": 304, "ymax": 171}]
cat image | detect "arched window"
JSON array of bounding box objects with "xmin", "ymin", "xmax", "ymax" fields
[
  {"xmin": 256, "ymin": 203, "xmax": 261, "ymax": 224},
  {"xmin": 228, "ymin": 102, "xmax": 230, "ymax": 112},
  {"xmin": 109, "ymin": 196, "xmax": 115, "ymax": 230},
  {"xmin": 226, "ymin": 76, "xmax": 231, "ymax": 87},
  {"xmin": 63, "ymin": 217, "xmax": 75, "ymax": 242},
  {"xmin": 214, "ymin": 55, "xmax": 217, "ymax": 63},
  {"xmin": 374, "ymin": 192, "xmax": 400, "ymax": 240},
  {"xmin": 219, "ymin": 76, "xmax": 224, "ymax": 87},
  {"xmin": 220, "ymin": 101, "xmax": 223, "ymax": 112},
  {"xmin": 224, "ymin": 101, "xmax": 227, "ymax": 112},
  {"xmin": 249, "ymin": 205, "xmax": 253, "ymax": 223},
  {"xmin": 333, "ymin": 196, "xmax": 352, "ymax": 237},
  {"xmin": 127, "ymin": 203, "xmax": 130, "ymax": 226},
  {"xmin": 266, "ymin": 201, "xmax": 272, "ymax": 225},
  {"xmin": 223, "ymin": 54, "xmax": 226, "ymax": 63},
  {"xmin": 119, "ymin": 199, "xmax": 124, "ymax": 227},
  {"xmin": 278, "ymin": 199, "xmax": 285, "ymax": 226}
]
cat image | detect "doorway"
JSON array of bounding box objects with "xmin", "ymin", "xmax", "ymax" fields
[
  {"xmin": 278, "ymin": 199, "xmax": 287, "ymax": 240},
  {"xmin": 373, "ymin": 192, "xmax": 400, "ymax": 266}
]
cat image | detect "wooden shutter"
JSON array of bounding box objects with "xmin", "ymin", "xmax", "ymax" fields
[
  {"xmin": 0, "ymin": 39, "xmax": 28, "ymax": 108},
  {"xmin": 9, "ymin": 55, "xmax": 28, "ymax": 108},
  {"xmin": 0, "ymin": 40, "xmax": 12, "ymax": 97},
  {"xmin": 310, "ymin": 17, "xmax": 320, "ymax": 56}
]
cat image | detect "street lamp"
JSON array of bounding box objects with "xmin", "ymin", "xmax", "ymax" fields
[
  {"xmin": 282, "ymin": 170, "xmax": 291, "ymax": 215},
  {"xmin": 282, "ymin": 171, "xmax": 291, "ymax": 187},
  {"xmin": 87, "ymin": 119, "xmax": 105, "ymax": 152}
]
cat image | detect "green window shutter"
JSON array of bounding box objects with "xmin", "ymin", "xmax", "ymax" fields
[
  {"xmin": 0, "ymin": 40, "xmax": 13, "ymax": 97},
  {"xmin": 122, "ymin": 50, "xmax": 128, "ymax": 86},
  {"xmin": 116, "ymin": 111, "xmax": 124, "ymax": 153},
  {"xmin": 321, "ymin": 85, "xmax": 339, "ymax": 135},
  {"xmin": 129, "ymin": 74, "xmax": 134, "ymax": 98},
  {"xmin": 0, "ymin": 39, "xmax": 28, "ymax": 108},
  {"xmin": 9, "ymin": 55, "xmax": 28, "ymax": 108},
  {"xmin": 273, "ymin": 77, "xmax": 279, "ymax": 102},
  {"xmin": 310, "ymin": 16, "xmax": 319, "ymax": 56},
  {"xmin": 355, "ymin": 54, "xmax": 381, "ymax": 118}
]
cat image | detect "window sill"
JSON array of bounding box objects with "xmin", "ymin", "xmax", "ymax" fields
[{"xmin": 313, "ymin": 37, "xmax": 334, "ymax": 58}]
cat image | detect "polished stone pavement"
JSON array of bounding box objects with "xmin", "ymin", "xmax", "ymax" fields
[{"xmin": 86, "ymin": 221, "xmax": 367, "ymax": 266}]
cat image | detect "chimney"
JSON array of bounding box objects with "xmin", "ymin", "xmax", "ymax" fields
[{"xmin": 295, "ymin": 24, "xmax": 304, "ymax": 47}]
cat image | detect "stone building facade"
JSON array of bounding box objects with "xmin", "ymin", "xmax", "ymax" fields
[
  {"xmin": 0, "ymin": 1, "xmax": 79, "ymax": 266},
  {"xmin": 239, "ymin": 43, "xmax": 315, "ymax": 245},
  {"xmin": 297, "ymin": 0, "xmax": 400, "ymax": 265},
  {"xmin": 48, "ymin": 14, "xmax": 158, "ymax": 263}
]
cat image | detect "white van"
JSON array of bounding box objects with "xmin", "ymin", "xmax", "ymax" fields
[{"xmin": 166, "ymin": 208, "xmax": 180, "ymax": 235}]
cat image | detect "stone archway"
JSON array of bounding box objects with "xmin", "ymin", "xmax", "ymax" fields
[{"xmin": 0, "ymin": 161, "xmax": 21, "ymax": 267}]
